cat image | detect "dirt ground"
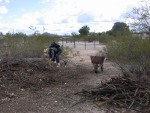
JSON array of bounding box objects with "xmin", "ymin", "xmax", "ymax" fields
[{"xmin": 0, "ymin": 42, "xmax": 125, "ymax": 113}]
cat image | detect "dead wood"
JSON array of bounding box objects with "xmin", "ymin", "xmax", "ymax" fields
[{"xmin": 75, "ymin": 76, "xmax": 150, "ymax": 112}]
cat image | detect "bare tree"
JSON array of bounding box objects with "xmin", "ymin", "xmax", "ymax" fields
[{"xmin": 126, "ymin": 0, "xmax": 150, "ymax": 35}]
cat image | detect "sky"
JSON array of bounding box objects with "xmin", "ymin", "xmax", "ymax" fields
[{"xmin": 0, "ymin": 0, "xmax": 140, "ymax": 35}]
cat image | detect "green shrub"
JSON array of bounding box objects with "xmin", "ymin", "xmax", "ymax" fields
[
  {"xmin": 0, "ymin": 33, "xmax": 61, "ymax": 58},
  {"xmin": 61, "ymin": 46, "xmax": 73, "ymax": 57},
  {"xmin": 107, "ymin": 36, "xmax": 150, "ymax": 81}
]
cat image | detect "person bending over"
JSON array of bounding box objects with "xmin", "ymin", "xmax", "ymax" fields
[{"xmin": 48, "ymin": 42, "xmax": 62, "ymax": 67}]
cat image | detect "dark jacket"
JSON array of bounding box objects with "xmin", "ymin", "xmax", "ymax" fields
[
  {"xmin": 50, "ymin": 42, "xmax": 60, "ymax": 50},
  {"xmin": 49, "ymin": 42, "xmax": 62, "ymax": 56}
]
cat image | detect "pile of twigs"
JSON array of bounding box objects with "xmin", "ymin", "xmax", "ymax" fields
[{"xmin": 76, "ymin": 76, "xmax": 150, "ymax": 112}]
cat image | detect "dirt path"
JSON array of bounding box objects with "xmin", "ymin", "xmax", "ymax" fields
[{"xmin": 0, "ymin": 42, "xmax": 123, "ymax": 113}]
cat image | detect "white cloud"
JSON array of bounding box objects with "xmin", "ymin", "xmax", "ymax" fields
[
  {"xmin": 0, "ymin": 6, "xmax": 8, "ymax": 14},
  {"xmin": 40, "ymin": 0, "xmax": 50, "ymax": 3},
  {"xmin": 0, "ymin": 0, "xmax": 10, "ymax": 4},
  {"xmin": 5, "ymin": 0, "xmax": 9, "ymax": 4},
  {"xmin": 41, "ymin": 0, "xmax": 137, "ymax": 33},
  {"xmin": 77, "ymin": 13, "xmax": 94, "ymax": 23},
  {"xmin": 0, "ymin": 0, "xmax": 141, "ymax": 34}
]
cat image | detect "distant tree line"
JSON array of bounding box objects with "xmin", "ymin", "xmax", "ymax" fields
[{"xmin": 76, "ymin": 22, "xmax": 130, "ymax": 38}]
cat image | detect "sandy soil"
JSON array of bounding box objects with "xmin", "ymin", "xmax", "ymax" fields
[{"xmin": 0, "ymin": 42, "xmax": 124, "ymax": 113}]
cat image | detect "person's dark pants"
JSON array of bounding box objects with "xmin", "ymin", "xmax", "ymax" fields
[
  {"xmin": 50, "ymin": 49, "xmax": 55, "ymax": 61},
  {"xmin": 49, "ymin": 48, "xmax": 61, "ymax": 63},
  {"xmin": 55, "ymin": 50, "xmax": 62, "ymax": 63}
]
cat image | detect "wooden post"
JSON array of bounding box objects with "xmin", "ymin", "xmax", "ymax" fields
[
  {"xmin": 53, "ymin": 37, "xmax": 54, "ymax": 42},
  {"xmin": 94, "ymin": 37, "xmax": 95, "ymax": 48},
  {"xmin": 74, "ymin": 36, "xmax": 75, "ymax": 48},
  {"xmin": 85, "ymin": 38, "xmax": 86, "ymax": 50},
  {"xmin": 62, "ymin": 37, "xmax": 64, "ymax": 46}
]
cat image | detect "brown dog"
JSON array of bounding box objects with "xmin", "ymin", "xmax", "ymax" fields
[{"xmin": 90, "ymin": 56, "xmax": 105, "ymax": 73}]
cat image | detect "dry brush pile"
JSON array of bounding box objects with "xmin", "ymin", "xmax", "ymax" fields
[{"xmin": 76, "ymin": 76, "xmax": 150, "ymax": 112}]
